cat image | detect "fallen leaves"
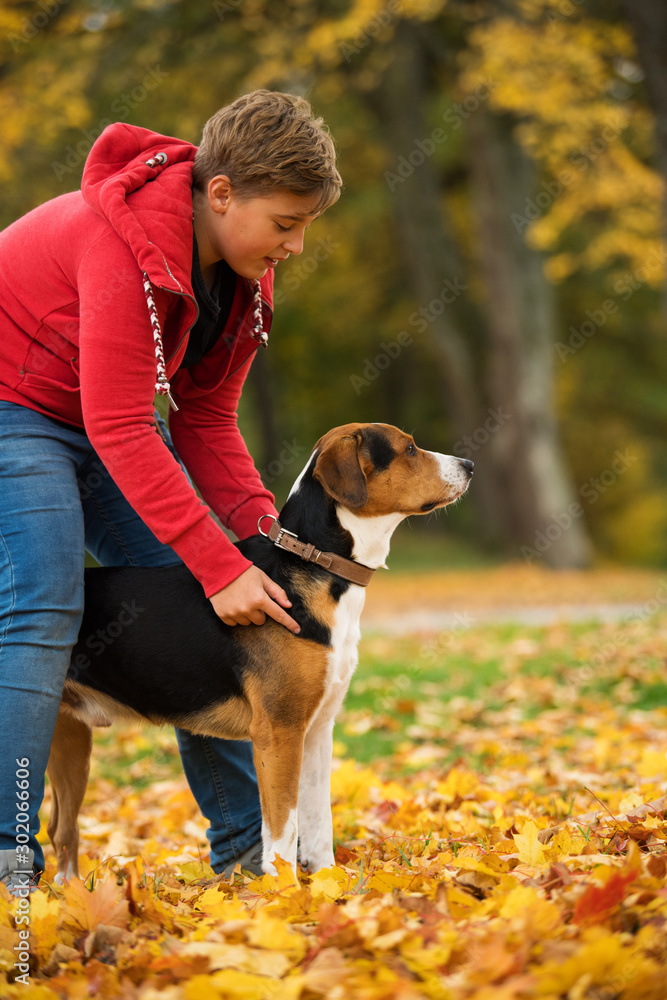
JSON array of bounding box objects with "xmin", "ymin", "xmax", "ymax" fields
[{"xmin": 2, "ymin": 573, "xmax": 667, "ymax": 998}]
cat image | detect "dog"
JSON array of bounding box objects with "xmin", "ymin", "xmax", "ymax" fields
[{"xmin": 47, "ymin": 423, "xmax": 473, "ymax": 882}]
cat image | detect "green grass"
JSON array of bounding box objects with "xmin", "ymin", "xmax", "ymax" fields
[
  {"xmin": 92, "ymin": 729, "xmax": 181, "ymax": 789},
  {"xmin": 634, "ymin": 681, "xmax": 667, "ymax": 710}
]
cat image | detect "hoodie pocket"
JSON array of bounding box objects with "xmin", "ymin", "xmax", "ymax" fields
[{"xmin": 19, "ymin": 333, "xmax": 80, "ymax": 393}]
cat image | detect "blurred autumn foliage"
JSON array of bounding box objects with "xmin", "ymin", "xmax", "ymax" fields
[{"xmin": 1, "ymin": 0, "xmax": 666, "ymax": 569}]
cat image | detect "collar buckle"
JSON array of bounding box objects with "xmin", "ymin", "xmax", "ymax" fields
[{"xmin": 257, "ymin": 514, "xmax": 297, "ymax": 548}]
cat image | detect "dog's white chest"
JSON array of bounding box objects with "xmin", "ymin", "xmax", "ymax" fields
[{"xmin": 327, "ymin": 585, "xmax": 365, "ymax": 691}]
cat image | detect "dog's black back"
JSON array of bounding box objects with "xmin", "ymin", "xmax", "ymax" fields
[{"xmin": 69, "ymin": 564, "xmax": 250, "ymax": 718}]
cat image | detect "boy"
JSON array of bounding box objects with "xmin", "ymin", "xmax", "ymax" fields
[{"xmin": 0, "ymin": 90, "xmax": 341, "ymax": 891}]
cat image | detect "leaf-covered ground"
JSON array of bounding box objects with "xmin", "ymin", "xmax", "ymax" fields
[{"xmin": 3, "ymin": 565, "xmax": 667, "ymax": 999}]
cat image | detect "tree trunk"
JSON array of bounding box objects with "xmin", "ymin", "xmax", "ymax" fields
[
  {"xmin": 371, "ymin": 22, "xmax": 592, "ymax": 566},
  {"xmin": 467, "ymin": 110, "xmax": 592, "ymax": 567},
  {"xmin": 624, "ymin": 0, "xmax": 667, "ymax": 317}
]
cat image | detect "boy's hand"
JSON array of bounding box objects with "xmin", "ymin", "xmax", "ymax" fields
[{"xmin": 210, "ymin": 566, "xmax": 301, "ymax": 633}]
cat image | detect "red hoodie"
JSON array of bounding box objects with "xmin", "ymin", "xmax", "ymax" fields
[{"xmin": 0, "ymin": 123, "xmax": 279, "ymax": 597}]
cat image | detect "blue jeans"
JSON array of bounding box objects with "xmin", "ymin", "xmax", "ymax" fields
[{"xmin": 0, "ymin": 400, "xmax": 261, "ymax": 876}]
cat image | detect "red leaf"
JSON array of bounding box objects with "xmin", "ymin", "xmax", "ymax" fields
[{"xmin": 572, "ymin": 867, "xmax": 639, "ymax": 925}]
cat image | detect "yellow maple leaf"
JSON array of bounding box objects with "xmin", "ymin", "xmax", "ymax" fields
[
  {"xmin": 309, "ymin": 866, "xmax": 349, "ymax": 901},
  {"xmin": 178, "ymin": 860, "xmax": 217, "ymax": 882},
  {"xmin": 58, "ymin": 875, "xmax": 129, "ymax": 935},
  {"xmin": 513, "ymin": 821, "xmax": 548, "ymax": 866},
  {"xmin": 619, "ymin": 789, "xmax": 649, "ymax": 812},
  {"xmin": 436, "ymin": 767, "xmax": 481, "ymax": 803},
  {"xmin": 450, "ymin": 855, "xmax": 510, "ymax": 877},
  {"xmin": 547, "ymin": 828, "xmax": 589, "ymax": 860},
  {"xmin": 246, "ymin": 855, "xmax": 298, "ymax": 895},
  {"xmin": 195, "ymin": 887, "xmax": 248, "ymax": 920},
  {"xmin": 185, "ymin": 969, "xmax": 278, "ymax": 1000}
]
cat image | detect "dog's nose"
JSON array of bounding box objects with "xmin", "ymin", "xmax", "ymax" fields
[{"xmin": 459, "ymin": 458, "xmax": 474, "ymax": 475}]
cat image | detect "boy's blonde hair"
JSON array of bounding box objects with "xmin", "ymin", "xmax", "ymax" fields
[{"xmin": 193, "ymin": 90, "xmax": 342, "ymax": 213}]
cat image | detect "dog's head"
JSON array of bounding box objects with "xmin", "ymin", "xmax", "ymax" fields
[{"xmin": 311, "ymin": 423, "xmax": 472, "ymax": 518}]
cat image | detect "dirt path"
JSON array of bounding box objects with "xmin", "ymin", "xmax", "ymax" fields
[
  {"xmin": 362, "ymin": 602, "xmax": 650, "ymax": 634},
  {"xmin": 360, "ymin": 563, "xmax": 666, "ymax": 634}
]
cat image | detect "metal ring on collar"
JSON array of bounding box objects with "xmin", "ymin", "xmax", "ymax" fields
[{"xmin": 257, "ymin": 514, "xmax": 278, "ymax": 537}]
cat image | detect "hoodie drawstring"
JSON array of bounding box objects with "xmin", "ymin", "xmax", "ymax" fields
[
  {"xmin": 142, "ymin": 274, "xmax": 268, "ymax": 414},
  {"xmin": 140, "ymin": 152, "xmax": 179, "ymax": 412},
  {"xmin": 251, "ymin": 279, "xmax": 268, "ymax": 348},
  {"xmin": 142, "ymin": 272, "xmax": 179, "ymax": 412}
]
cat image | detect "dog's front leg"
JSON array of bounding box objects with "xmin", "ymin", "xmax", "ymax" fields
[
  {"xmin": 297, "ymin": 714, "xmax": 337, "ymax": 872},
  {"xmin": 248, "ymin": 718, "xmax": 305, "ymax": 876}
]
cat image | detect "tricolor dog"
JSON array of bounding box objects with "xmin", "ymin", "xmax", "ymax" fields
[{"xmin": 48, "ymin": 423, "xmax": 473, "ymax": 881}]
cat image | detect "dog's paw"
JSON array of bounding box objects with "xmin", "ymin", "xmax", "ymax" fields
[
  {"xmin": 53, "ymin": 868, "xmax": 79, "ymax": 887},
  {"xmin": 299, "ymin": 851, "xmax": 336, "ymax": 873}
]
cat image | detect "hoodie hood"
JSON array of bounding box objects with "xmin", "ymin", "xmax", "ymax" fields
[
  {"xmin": 82, "ymin": 122, "xmax": 197, "ymax": 293},
  {"xmin": 80, "ymin": 122, "xmax": 271, "ymax": 408},
  {"xmin": 82, "ymin": 123, "xmax": 200, "ymax": 406}
]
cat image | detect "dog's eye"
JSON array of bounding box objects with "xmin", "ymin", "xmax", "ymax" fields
[{"xmin": 405, "ymin": 443, "xmax": 416, "ymax": 455}]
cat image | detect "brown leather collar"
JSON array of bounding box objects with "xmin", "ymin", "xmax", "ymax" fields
[{"xmin": 257, "ymin": 516, "xmax": 375, "ymax": 587}]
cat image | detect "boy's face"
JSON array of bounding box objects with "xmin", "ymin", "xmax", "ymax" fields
[{"xmin": 196, "ymin": 176, "xmax": 322, "ymax": 280}]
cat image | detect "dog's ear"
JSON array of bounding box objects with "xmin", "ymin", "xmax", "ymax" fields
[{"xmin": 313, "ymin": 432, "xmax": 368, "ymax": 509}]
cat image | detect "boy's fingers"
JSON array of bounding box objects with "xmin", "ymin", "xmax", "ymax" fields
[
  {"xmin": 263, "ymin": 576, "xmax": 292, "ymax": 607},
  {"xmin": 263, "ymin": 595, "xmax": 300, "ymax": 633},
  {"xmin": 210, "ymin": 569, "xmax": 299, "ymax": 632}
]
